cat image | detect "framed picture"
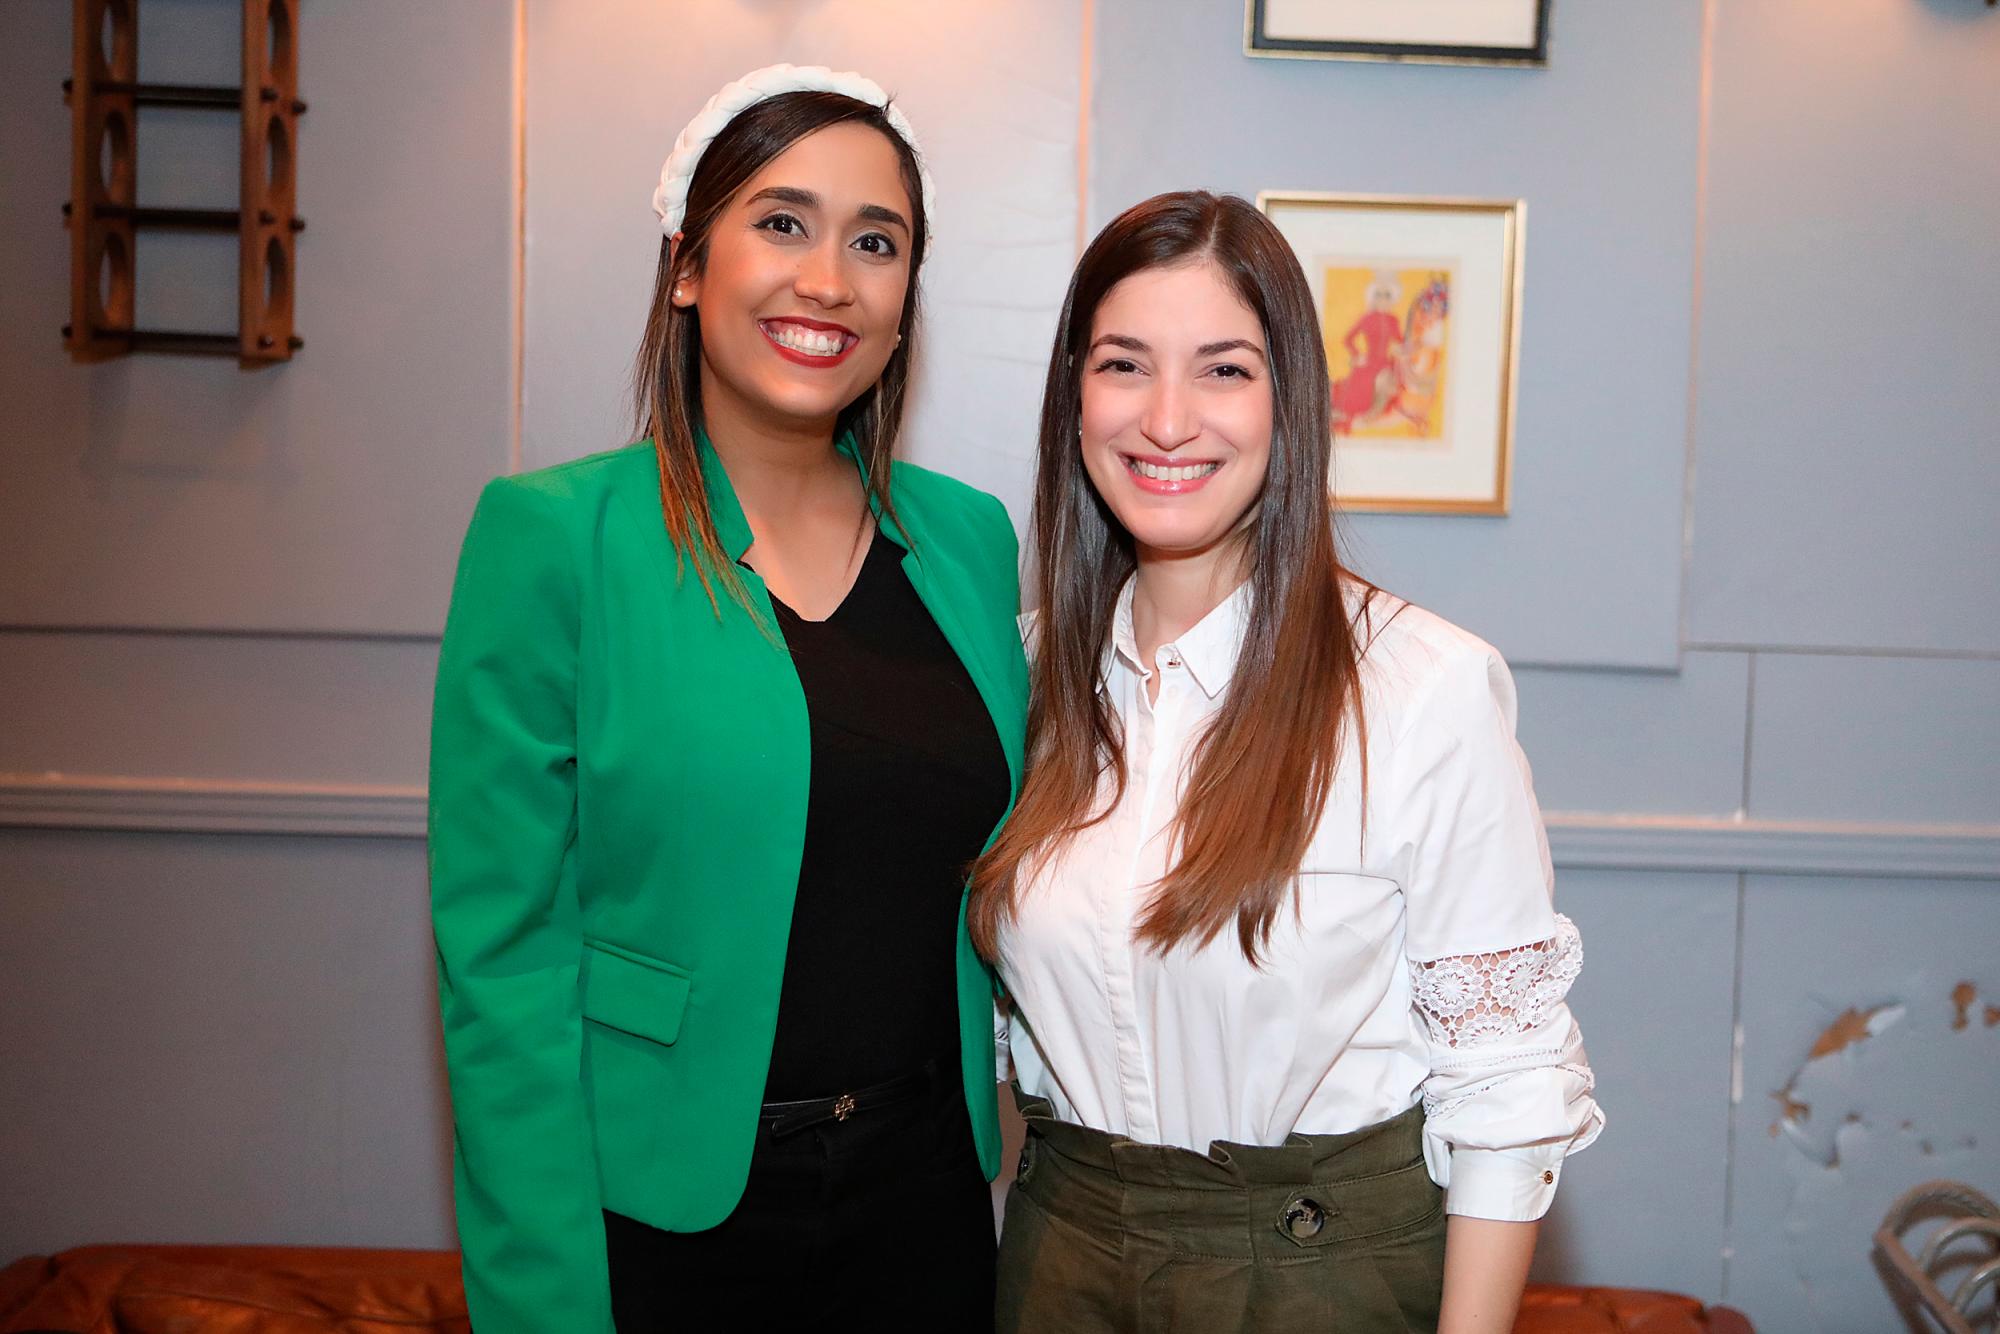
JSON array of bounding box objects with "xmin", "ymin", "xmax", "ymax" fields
[
  {"xmin": 1258, "ymin": 192, "xmax": 1524, "ymax": 515},
  {"xmin": 1245, "ymin": 0, "xmax": 1551, "ymax": 67}
]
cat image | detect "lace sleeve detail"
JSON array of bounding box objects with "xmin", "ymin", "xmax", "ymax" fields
[{"xmin": 1410, "ymin": 914, "xmax": 1583, "ymax": 1049}]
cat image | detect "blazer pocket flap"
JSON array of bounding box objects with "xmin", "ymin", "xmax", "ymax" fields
[{"xmin": 582, "ymin": 943, "xmax": 691, "ymax": 1046}]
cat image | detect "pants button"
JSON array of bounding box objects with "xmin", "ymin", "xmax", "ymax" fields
[{"xmin": 1281, "ymin": 1196, "xmax": 1327, "ymax": 1240}]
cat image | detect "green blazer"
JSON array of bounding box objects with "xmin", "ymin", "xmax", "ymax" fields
[{"xmin": 428, "ymin": 437, "xmax": 1026, "ymax": 1333}]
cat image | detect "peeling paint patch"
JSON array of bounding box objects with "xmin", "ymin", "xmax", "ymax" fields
[
  {"xmin": 1951, "ymin": 981, "xmax": 1977, "ymax": 1031},
  {"xmin": 1986, "ymin": 1004, "xmax": 2000, "ymax": 1029},
  {"xmin": 1728, "ymin": 881, "xmax": 2000, "ymax": 1334},
  {"xmin": 1759, "ymin": 981, "xmax": 1997, "ymax": 1331},
  {"xmin": 1769, "ymin": 1002, "xmax": 1904, "ymax": 1141},
  {"xmin": 1809, "ymin": 1003, "xmax": 1904, "ymax": 1059},
  {"xmin": 1770, "ymin": 1089, "xmax": 1810, "ymax": 1135}
]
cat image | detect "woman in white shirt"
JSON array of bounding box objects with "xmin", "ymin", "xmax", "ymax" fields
[{"xmin": 971, "ymin": 190, "xmax": 1603, "ymax": 1333}]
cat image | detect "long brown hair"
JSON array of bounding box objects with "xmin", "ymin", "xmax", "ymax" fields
[
  {"xmin": 630, "ymin": 91, "xmax": 928, "ymax": 615},
  {"xmin": 969, "ymin": 191, "xmax": 1371, "ymax": 964}
]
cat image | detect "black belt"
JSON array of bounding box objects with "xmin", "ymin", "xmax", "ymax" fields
[{"xmin": 758, "ymin": 1064, "xmax": 939, "ymax": 1139}]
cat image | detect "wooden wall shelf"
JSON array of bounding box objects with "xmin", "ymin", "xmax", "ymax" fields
[{"xmin": 62, "ymin": 0, "xmax": 306, "ymax": 367}]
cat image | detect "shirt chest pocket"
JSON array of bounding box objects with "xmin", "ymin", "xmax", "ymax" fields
[{"xmin": 581, "ymin": 940, "xmax": 692, "ymax": 1047}]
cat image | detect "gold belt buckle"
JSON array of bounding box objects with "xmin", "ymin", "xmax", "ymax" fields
[{"xmin": 831, "ymin": 1093, "xmax": 857, "ymax": 1122}]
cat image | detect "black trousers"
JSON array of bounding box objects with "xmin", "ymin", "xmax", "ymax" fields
[{"xmin": 604, "ymin": 1064, "xmax": 996, "ymax": 1330}]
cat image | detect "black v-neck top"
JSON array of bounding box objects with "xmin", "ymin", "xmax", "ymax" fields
[{"xmin": 759, "ymin": 534, "xmax": 1010, "ymax": 1100}]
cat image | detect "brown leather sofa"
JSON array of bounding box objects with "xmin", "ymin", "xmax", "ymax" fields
[{"xmin": 0, "ymin": 1244, "xmax": 1754, "ymax": 1332}]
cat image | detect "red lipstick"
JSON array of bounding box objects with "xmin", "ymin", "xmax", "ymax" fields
[{"xmin": 760, "ymin": 317, "xmax": 860, "ymax": 369}]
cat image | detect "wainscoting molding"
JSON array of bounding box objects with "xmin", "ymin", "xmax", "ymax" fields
[
  {"xmin": 2, "ymin": 774, "xmax": 1996, "ymax": 879},
  {"xmin": 1540, "ymin": 810, "xmax": 2000, "ymax": 880},
  {"xmin": 0, "ymin": 775, "xmax": 427, "ymax": 839}
]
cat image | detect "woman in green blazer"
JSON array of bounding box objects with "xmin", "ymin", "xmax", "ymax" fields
[{"xmin": 428, "ymin": 67, "xmax": 1026, "ymax": 1332}]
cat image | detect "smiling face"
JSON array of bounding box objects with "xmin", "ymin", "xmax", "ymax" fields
[
  {"xmin": 1079, "ymin": 260, "xmax": 1274, "ymax": 564},
  {"xmin": 674, "ymin": 120, "xmax": 915, "ymax": 437}
]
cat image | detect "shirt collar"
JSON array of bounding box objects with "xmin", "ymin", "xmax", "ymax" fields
[{"xmin": 1108, "ymin": 576, "xmax": 1253, "ymax": 700}]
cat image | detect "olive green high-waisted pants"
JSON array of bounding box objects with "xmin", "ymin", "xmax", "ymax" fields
[{"xmin": 995, "ymin": 1089, "xmax": 1446, "ymax": 1333}]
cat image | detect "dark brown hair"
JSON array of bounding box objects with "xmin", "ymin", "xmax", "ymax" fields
[
  {"xmin": 969, "ymin": 191, "xmax": 1373, "ymax": 964},
  {"xmin": 630, "ymin": 91, "xmax": 928, "ymax": 614}
]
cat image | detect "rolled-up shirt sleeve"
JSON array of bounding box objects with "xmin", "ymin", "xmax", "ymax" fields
[
  {"xmin": 1410, "ymin": 919, "xmax": 1600, "ymax": 1220},
  {"xmin": 1387, "ymin": 643, "xmax": 1605, "ymax": 1222}
]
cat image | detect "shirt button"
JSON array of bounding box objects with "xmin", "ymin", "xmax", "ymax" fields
[
  {"xmin": 1162, "ymin": 650, "xmax": 1182, "ymax": 669},
  {"xmin": 1543, "ymin": 1170, "xmax": 1555, "ymax": 1185}
]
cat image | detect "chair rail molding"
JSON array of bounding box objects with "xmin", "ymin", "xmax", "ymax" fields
[
  {"xmin": 0, "ymin": 773, "xmax": 426, "ymax": 839},
  {"xmin": 1540, "ymin": 810, "xmax": 2000, "ymax": 881},
  {"xmin": 1, "ymin": 774, "xmax": 1996, "ymax": 879}
]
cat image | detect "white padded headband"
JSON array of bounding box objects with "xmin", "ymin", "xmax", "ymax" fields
[{"xmin": 651, "ymin": 63, "xmax": 935, "ymax": 246}]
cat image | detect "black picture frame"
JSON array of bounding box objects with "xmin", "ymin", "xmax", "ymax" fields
[{"xmin": 1245, "ymin": 0, "xmax": 1552, "ymax": 67}]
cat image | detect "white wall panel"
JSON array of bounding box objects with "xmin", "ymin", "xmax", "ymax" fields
[
  {"xmin": 1748, "ymin": 653, "xmax": 2000, "ymax": 825},
  {"xmin": 0, "ymin": 632, "xmax": 435, "ymax": 786},
  {"xmin": 1516, "ymin": 652, "xmax": 1750, "ymax": 817},
  {"xmin": 0, "ymin": 831, "xmax": 453, "ymax": 1258},
  {"xmin": 1686, "ymin": 0, "xmax": 2000, "ymax": 653},
  {"xmin": 1529, "ymin": 870, "xmax": 1738, "ymax": 1299}
]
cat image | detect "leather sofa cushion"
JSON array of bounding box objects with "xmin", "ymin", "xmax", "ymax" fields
[
  {"xmin": 0, "ymin": 1245, "xmax": 1752, "ymax": 1333},
  {"xmin": 0, "ymin": 1246, "xmax": 467, "ymax": 1333}
]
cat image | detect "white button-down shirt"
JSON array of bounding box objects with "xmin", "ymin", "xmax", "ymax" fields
[{"xmin": 997, "ymin": 578, "xmax": 1604, "ymax": 1222}]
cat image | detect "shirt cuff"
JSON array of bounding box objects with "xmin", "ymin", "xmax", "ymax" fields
[
  {"xmin": 1442, "ymin": 1144, "xmax": 1565, "ymax": 1222},
  {"xmin": 993, "ymin": 1003, "xmax": 1013, "ymax": 1083}
]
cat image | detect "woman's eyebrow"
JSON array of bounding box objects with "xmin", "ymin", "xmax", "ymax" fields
[
  {"xmin": 1089, "ymin": 334, "xmax": 1266, "ymax": 359},
  {"xmin": 858, "ymin": 203, "xmax": 910, "ymax": 233},
  {"xmin": 744, "ymin": 186, "xmax": 908, "ymax": 234},
  {"xmin": 745, "ymin": 185, "xmax": 817, "ymax": 209}
]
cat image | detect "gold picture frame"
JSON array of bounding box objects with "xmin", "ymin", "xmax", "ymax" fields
[
  {"xmin": 1245, "ymin": 0, "xmax": 1551, "ymax": 68},
  {"xmin": 1258, "ymin": 192, "xmax": 1524, "ymax": 515}
]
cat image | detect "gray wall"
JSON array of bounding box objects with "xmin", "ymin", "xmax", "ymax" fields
[
  {"xmin": 3, "ymin": 3, "xmax": 1996, "ymax": 1331},
  {"xmin": 0, "ymin": 0, "xmax": 500, "ymax": 1258}
]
